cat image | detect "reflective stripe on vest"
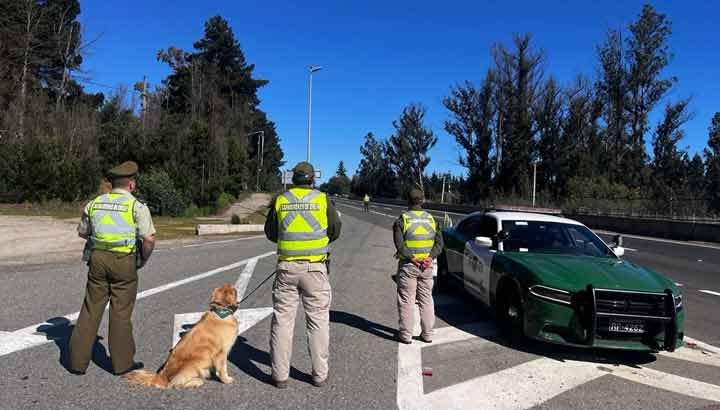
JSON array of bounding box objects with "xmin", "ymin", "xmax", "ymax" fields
[
  {"xmin": 275, "ymin": 188, "xmax": 329, "ymax": 262},
  {"xmin": 88, "ymin": 193, "xmax": 137, "ymax": 254},
  {"xmin": 402, "ymin": 210, "xmax": 437, "ymax": 259}
]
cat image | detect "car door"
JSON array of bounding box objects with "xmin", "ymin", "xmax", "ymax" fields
[
  {"xmin": 463, "ymin": 215, "xmax": 497, "ymax": 305},
  {"xmin": 446, "ymin": 216, "xmax": 482, "ymax": 277}
]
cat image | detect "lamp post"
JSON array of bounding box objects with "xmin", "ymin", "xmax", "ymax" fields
[
  {"xmin": 307, "ymin": 65, "xmax": 322, "ymax": 163},
  {"xmin": 246, "ymin": 131, "xmax": 265, "ymax": 192}
]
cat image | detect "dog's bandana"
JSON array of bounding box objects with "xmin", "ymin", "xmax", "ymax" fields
[{"xmin": 211, "ymin": 306, "xmax": 237, "ymax": 319}]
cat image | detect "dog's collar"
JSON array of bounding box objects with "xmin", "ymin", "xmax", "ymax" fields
[{"xmin": 210, "ymin": 306, "xmax": 237, "ymax": 319}]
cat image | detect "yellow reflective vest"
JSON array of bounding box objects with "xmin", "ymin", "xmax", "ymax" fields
[
  {"xmin": 401, "ymin": 210, "xmax": 437, "ymax": 259},
  {"xmin": 275, "ymin": 188, "xmax": 329, "ymax": 262},
  {"xmin": 87, "ymin": 193, "xmax": 138, "ymax": 254}
]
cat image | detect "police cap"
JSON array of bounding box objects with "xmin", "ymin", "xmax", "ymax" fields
[{"xmin": 107, "ymin": 161, "xmax": 138, "ymax": 180}]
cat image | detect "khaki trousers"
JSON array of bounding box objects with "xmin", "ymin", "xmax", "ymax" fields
[
  {"xmin": 397, "ymin": 262, "xmax": 435, "ymax": 342},
  {"xmin": 69, "ymin": 250, "xmax": 138, "ymax": 374},
  {"xmin": 270, "ymin": 260, "xmax": 331, "ymax": 383}
]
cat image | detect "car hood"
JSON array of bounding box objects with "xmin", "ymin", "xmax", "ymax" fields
[{"xmin": 500, "ymin": 252, "xmax": 674, "ymax": 293}]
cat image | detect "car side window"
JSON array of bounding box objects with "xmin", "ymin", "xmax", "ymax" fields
[
  {"xmin": 457, "ymin": 216, "xmax": 482, "ymax": 240},
  {"xmin": 479, "ymin": 216, "xmax": 498, "ymax": 238}
]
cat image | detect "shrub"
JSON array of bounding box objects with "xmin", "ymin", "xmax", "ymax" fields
[
  {"xmin": 214, "ymin": 192, "xmax": 235, "ymax": 214},
  {"xmin": 135, "ymin": 168, "xmax": 187, "ymax": 216}
]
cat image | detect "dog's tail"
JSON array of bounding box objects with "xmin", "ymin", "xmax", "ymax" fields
[{"xmin": 124, "ymin": 369, "xmax": 168, "ymax": 389}]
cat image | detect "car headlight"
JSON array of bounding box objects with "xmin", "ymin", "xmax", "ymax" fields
[
  {"xmin": 674, "ymin": 293, "xmax": 683, "ymax": 311},
  {"xmin": 529, "ymin": 285, "xmax": 572, "ymax": 305}
]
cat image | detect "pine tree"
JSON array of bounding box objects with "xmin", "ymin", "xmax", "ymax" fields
[
  {"xmin": 706, "ymin": 113, "xmax": 720, "ymax": 213},
  {"xmin": 386, "ymin": 104, "xmax": 437, "ymax": 195}
]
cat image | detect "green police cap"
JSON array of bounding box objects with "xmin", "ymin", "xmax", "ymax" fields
[
  {"xmin": 408, "ymin": 188, "xmax": 425, "ymax": 204},
  {"xmin": 107, "ymin": 161, "xmax": 138, "ymax": 180},
  {"xmin": 292, "ymin": 161, "xmax": 315, "ymax": 178}
]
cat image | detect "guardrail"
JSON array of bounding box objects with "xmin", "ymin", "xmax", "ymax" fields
[{"xmin": 347, "ymin": 196, "xmax": 720, "ymax": 243}]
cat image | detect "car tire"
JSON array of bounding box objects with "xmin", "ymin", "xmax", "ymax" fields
[{"xmin": 497, "ymin": 286, "xmax": 525, "ymax": 345}]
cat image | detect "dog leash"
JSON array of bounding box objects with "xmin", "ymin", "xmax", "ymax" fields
[{"xmin": 238, "ymin": 269, "xmax": 279, "ymax": 305}]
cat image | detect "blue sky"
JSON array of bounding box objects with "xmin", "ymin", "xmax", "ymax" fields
[{"xmin": 78, "ymin": 0, "xmax": 720, "ymax": 182}]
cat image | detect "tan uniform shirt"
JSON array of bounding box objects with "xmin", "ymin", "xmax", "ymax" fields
[{"xmin": 77, "ymin": 188, "xmax": 156, "ymax": 238}]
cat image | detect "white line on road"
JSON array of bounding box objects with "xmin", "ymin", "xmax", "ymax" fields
[
  {"xmin": 699, "ymin": 290, "xmax": 720, "ymax": 297},
  {"xmin": 611, "ymin": 364, "xmax": 720, "ymax": 402},
  {"xmin": 1, "ymin": 251, "xmax": 276, "ymax": 357},
  {"xmin": 183, "ymin": 235, "xmax": 265, "ymax": 248},
  {"xmin": 235, "ymin": 257, "xmax": 259, "ymax": 299},
  {"xmin": 595, "ymin": 230, "xmax": 720, "ymax": 251}
]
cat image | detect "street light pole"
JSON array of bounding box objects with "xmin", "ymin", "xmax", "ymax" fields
[
  {"xmin": 532, "ymin": 161, "xmax": 537, "ymax": 207},
  {"xmin": 246, "ymin": 131, "xmax": 265, "ymax": 192},
  {"xmin": 307, "ymin": 65, "xmax": 322, "ymax": 163}
]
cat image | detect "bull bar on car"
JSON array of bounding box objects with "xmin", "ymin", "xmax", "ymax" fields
[{"xmin": 579, "ymin": 285, "xmax": 681, "ymax": 351}]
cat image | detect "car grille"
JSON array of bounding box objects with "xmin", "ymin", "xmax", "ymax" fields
[{"xmin": 594, "ymin": 289, "xmax": 669, "ymax": 318}]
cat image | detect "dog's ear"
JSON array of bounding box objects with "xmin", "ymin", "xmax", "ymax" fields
[
  {"xmin": 210, "ymin": 287, "xmax": 222, "ymax": 305},
  {"xmin": 223, "ymin": 284, "xmax": 238, "ymax": 308}
]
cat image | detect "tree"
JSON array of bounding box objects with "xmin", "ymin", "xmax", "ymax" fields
[
  {"xmin": 534, "ymin": 77, "xmax": 565, "ymax": 198},
  {"xmin": 492, "ymin": 33, "xmax": 544, "ymax": 196},
  {"xmin": 623, "ymin": 4, "xmax": 676, "ymax": 188},
  {"xmin": 443, "ymin": 70, "xmax": 495, "ymax": 201},
  {"xmin": 651, "ymin": 99, "xmax": 691, "ymax": 211},
  {"xmin": 386, "ymin": 104, "xmax": 437, "ymax": 194},
  {"xmin": 336, "ymin": 161, "xmax": 348, "ymax": 179},
  {"xmin": 706, "ymin": 113, "xmax": 720, "ymax": 213}
]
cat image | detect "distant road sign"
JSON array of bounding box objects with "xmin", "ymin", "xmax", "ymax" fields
[{"xmin": 282, "ymin": 171, "xmax": 293, "ymax": 185}]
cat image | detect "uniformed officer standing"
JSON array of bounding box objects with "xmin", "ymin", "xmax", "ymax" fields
[
  {"xmin": 264, "ymin": 162, "xmax": 341, "ymax": 388},
  {"xmin": 393, "ymin": 189, "xmax": 443, "ymax": 344},
  {"xmin": 69, "ymin": 161, "xmax": 156, "ymax": 375},
  {"xmin": 363, "ymin": 193, "xmax": 370, "ymax": 212}
]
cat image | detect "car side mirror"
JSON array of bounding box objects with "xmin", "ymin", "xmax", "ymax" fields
[
  {"xmin": 496, "ymin": 229, "xmax": 510, "ymax": 242},
  {"xmin": 612, "ymin": 246, "xmax": 625, "ymax": 258},
  {"xmin": 474, "ymin": 236, "xmax": 493, "ymax": 248}
]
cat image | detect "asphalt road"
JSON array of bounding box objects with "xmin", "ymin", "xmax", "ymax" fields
[{"xmin": 0, "ymin": 204, "xmax": 719, "ymax": 410}]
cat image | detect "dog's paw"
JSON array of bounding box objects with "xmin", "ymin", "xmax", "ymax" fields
[{"xmin": 220, "ymin": 376, "xmax": 234, "ymax": 384}]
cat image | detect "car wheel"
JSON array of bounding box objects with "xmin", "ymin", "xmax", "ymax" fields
[{"xmin": 498, "ymin": 286, "xmax": 525, "ymax": 344}]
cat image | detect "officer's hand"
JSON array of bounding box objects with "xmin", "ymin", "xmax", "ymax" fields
[
  {"xmin": 422, "ymin": 258, "xmax": 433, "ymax": 270},
  {"xmin": 411, "ymin": 257, "xmax": 424, "ymax": 269}
]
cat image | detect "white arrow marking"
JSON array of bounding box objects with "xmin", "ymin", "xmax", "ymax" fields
[
  {"xmin": 235, "ymin": 257, "xmax": 258, "ymax": 299},
  {"xmin": 0, "ymin": 252, "xmax": 275, "ymax": 358}
]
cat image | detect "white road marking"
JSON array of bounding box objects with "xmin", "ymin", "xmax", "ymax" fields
[
  {"xmin": 183, "ymin": 235, "xmax": 265, "ymax": 248},
  {"xmin": 336, "ymin": 202, "xmax": 396, "ymax": 219},
  {"xmin": 611, "ymin": 364, "xmax": 720, "ymax": 402},
  {"xmin": 684, "ymin": 336, "xmax": 720, "ymax": 354},
  {"xmin": 426, "ymin": 357, "xmax": 605, "ymax": 410},
  {"xmin": 0, "ymin": 252, "xmax": 276, "ymax": 358},
  {"xmin": 397, "ymin": 322, "xmax": 720, "ymax": 409},
  {"xmin": 675, "ymin": 282, "xmax": 684, "ymax": 287},
  {"xmin": 699, "ymin": 290, "xmax": 720, "ymax": 297},
  {"xmin": 235, "ymin": 257, "xmax": 259, "ymax": 299},
  {"xmin": 624, "ymin": 247, "xmax": 638, "ymax": 252},
  {"xmin": 595, "ymin": 230, "xmax": 720, "ymax": 251}
]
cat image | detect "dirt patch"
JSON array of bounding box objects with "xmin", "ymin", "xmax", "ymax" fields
[
  {"xmin": 0, "ymin": 215, "xmax": 85, "ymax": 266},
  {"xmin": 222, "ymin": 193, "xmax": 272, "ymax": 223}
]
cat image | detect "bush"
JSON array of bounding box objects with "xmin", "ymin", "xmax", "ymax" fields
[
  {"xmin": 214, "ymin": 192, "xmax": 235, "ymax": 214},
  {"xmin": 136, "ymin": 168, "xmax": 187, "ymax": 216}
]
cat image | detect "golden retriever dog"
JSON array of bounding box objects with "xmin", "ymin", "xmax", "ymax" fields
[{"xmin": 125, "ymin": 284, "xmax": 239, "ymax": 389}]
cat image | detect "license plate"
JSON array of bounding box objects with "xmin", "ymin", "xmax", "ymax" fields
[{"xmin": 608, "ymin": 319, "xmax": 645, "ymax": 333}]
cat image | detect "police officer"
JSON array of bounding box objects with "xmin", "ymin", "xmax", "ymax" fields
[
  {"xmin": 363, "ymin": 193, "xmax": 370, "ymax": 212},
  {"xmin": 68, "ymin": 161, "xmax": 156, "ymax": 375},
  {"xmin": 264, "ymin": 161, "xmax": 341, "ymax": 388},
  {"xmin": 393, "ymin": 189, "xmax": 443, "ymax": 344}
]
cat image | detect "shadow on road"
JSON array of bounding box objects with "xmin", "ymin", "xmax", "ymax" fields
[
  {"xmin": 330, "ymin": 310, "xmax": 396, "ymax": 341},
  {"xmin": 36, "ymin": 317, "xmax": 114, "ymax": 374},
  {"xmin": 228, "ymin": 336, "xmax": 313, "ymax": 385}
]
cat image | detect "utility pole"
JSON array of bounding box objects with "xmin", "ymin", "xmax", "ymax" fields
[
  {"xmin": 441, "ymin": 174, "xmax": 446, "ymax": 204},
  {"xmin": 532, "ymin": 161, "xmax": 537, "ymax": 207},
  {"xmin": 307, "ymin": 65, "xmax": 322, "ymax": 163},
  {"xmin": 141, "ymin": 75, "xmax": 148, "ymax": 130},
  {"xmin": 245, "ymin": 131, "xmax": 265, "ymax": 192}
]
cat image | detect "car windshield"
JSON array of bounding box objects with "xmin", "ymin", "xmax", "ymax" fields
[{"xmin": 500, "ymin": 220, "xmax": 613, "ymax": 257}]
